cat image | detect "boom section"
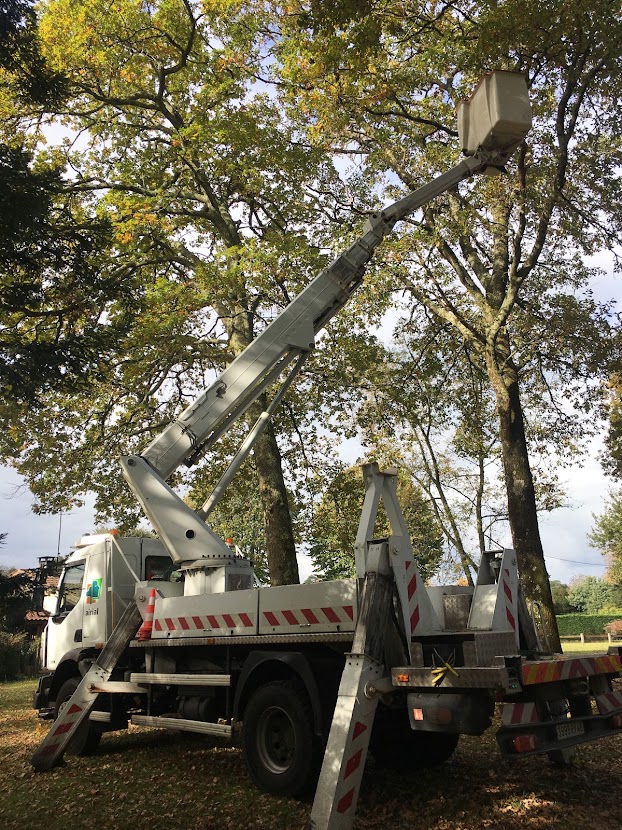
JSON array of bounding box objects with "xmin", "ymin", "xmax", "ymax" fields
[{"xmin": 142, "ymin": 155, "xmax": 485, "ymax": 480}]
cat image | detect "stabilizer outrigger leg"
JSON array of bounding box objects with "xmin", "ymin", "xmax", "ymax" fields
[
  {"xmin": 309, "ymin": 546, "xmax": 394, "ymax": 830},
  {"xmin": 309, "ymin": 464, "xmax": 434, "ymax": 830},
  {"xmin": 31, "ymin": 600, "xmax": 142, "ymax": 772}
]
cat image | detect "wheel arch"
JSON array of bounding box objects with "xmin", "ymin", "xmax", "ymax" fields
[
  {"xmin": 234, "ymin": 651, "xmax": 324, "ymax": 737},
  {"xmin": 48, "ymin": 648, "xmax": 100, "ymax": 704}
]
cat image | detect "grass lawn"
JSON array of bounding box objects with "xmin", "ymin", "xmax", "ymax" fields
[
  {"xmin": 1, "ymin": 677, "xmax": 622, "ymax": 830},
  {"xmin": 562, "ymin": 643, "xmax": 622, "ymax": 654},
  {"xmin": 561, "ymin": 640, "xmax": 622, "ymax": 654}
]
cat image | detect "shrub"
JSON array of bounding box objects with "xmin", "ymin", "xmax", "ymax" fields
[
  {"xmin": 604, "ymin": 619, "xmax": 622, "ymax": 637},
  {"xmin": 0, "ymin": 631, "xmax": 38, "ymax": 680},
  {"xmin": 556, "ymin": 613, "xmax": 622, "ymax": 636}
]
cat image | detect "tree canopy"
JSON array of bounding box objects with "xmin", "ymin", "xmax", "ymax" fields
[
  {"xmin": 567, "ymin": 575, "xmax": 622, "ymax": 614},
  {"xmin": 590, "ymin": 490, "xmax": 622, "ymax": 586},
  {"xmin": 0, "ymin": 0, "xmax": 620, "ymax": 607},
  {"xmin": 0, "ymin": 1, "xmax": 128, "ymax": 406},
  {"xmin": 2, "ymin": 0, "xmax": 350, "ymax": 582},
  {"xmin": 0, "ymin": 0, "xmax": 67, "ymax": 106},
  {"xmin": 270, "ymin": 0, "xmax": 622, "ymax": 645}
]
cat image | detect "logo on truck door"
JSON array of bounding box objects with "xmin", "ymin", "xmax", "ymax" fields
[{"xmin": 85, "ymin": 578, "xmax": 102, "ymax": 604}]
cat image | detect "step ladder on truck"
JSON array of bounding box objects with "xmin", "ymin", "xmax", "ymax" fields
[{"xmin": 31, "ymin": 71, "xmax": 622, "ymax": 830}]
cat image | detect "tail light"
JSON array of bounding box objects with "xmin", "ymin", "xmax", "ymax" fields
[{"xmin": 512, "ymin": 734, "xmax": 538, "ymax": 753}]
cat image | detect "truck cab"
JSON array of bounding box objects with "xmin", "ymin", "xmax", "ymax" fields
[{"xmin": 34, "ymin": 533, "xmax": 173, "ymax": 717}]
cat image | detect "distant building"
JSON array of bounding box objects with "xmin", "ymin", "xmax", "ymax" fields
[
  {"xmin": 6, "ymin": 558, "xmax": 63, "ymax": 637},
  {"xmin": 24, "ymin": 573, "xmax": 60, "ymax": 637}
]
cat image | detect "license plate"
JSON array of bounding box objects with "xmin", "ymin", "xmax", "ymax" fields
[{"xmin": 555, "ymin": 721, "xmax": 585, "ymax": 740}]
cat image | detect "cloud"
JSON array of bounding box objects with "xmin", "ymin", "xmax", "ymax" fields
[{"xmin": 0, "ymin": 466, "xmax": 95, "ymax": 569}]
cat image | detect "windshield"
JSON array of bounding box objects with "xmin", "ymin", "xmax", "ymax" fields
[{"xmin": 56, "ymin": 562, "xmax": 85, "ymax": 615}]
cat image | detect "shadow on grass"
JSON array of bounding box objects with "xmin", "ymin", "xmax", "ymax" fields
[{"xmin": 95, "ymin": 725, "xmax": 228, "ymax": 756}]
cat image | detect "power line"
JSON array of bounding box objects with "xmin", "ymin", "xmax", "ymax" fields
[{"xmin": 544, "ymin": 554, "xmax": 605, "ymax": 567}]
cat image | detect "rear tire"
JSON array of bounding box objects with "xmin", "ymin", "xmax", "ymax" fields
[
  {"xmin": 370, "ymin": 706, "xmax": 459, "ymax": 769},
  {"xmin": 54, "ymin": 677, "xmax": 102, "ymax": 756},
  {"xmin": 243, "ymin": 680, "xmax": 320, "ymax": 797}
]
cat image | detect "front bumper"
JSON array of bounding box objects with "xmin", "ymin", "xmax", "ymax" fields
[{"xmin": 32, "ymin": 674, "xmax": 53, "ymax": 717}]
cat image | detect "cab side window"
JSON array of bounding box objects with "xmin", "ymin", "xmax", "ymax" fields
[
  {"xmin": 56, "ymin": 563, "xmax": 86, "ymax": 615},
  {"xmin": 145, "ymin": 556, "xmax": 174, "ymax": 581}
]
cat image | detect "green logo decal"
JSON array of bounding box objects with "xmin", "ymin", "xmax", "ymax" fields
[{"xmin": 85, "ymin": 578, "xmax": 102, "ymax": 604}]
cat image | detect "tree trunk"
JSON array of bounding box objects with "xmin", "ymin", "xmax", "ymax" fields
[
  {"xmin": 223, "ymin": 300, "xmax": 299, "ymax": 586},
  {"xmin": 494, "ymin": 363, "xmax": 561, "ymax": 653},
  {"xmin": 476, "ymin": 199, "xmax": 561, "ymax": 653},
  {"xmin": 252, "ymin": 411, "xmax": 300, "ymax": 586}
]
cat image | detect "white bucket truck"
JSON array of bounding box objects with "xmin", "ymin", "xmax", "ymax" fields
[{"xmin": 31, "ymin": 73, "xmax": 622, "ymax": 830}]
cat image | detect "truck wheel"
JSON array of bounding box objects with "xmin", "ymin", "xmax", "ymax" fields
[
  {"xmin": 370, "ymin": 708, "xmax": 459, "ymax": 769},
  {"xmin": 54, "ymin": 677, "xmax": 102, "ymax": 756},
  {"xmin": 243, "ymin": 680, "xmax": 319, "ymax": 797}
]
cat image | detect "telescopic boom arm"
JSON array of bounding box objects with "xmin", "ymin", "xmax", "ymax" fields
[
  {"xmin": 121, "ymin": 71, "xmax": 532, "ymax": 566},
  {"xmin": 140, "ymin": 154, "xmax": 485, "ymax": 482}
]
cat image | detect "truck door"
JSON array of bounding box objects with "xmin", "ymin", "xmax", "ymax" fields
[
  {"xmin": 82, "ymin": 551, "xmax": 108, "ymax": 646},
  {"xmin": 107, "ymin": 538, "xmax": 172, "ymax": 628},
  {"xmin": 107, "ymin": 538, "xmax": 136, "ymax": 631},
  {"xmin": 45, "ymin": 560, "xmax": 87, "ymax": 670}
]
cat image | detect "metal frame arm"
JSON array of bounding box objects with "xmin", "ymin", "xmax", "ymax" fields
[
  {"xmin": 119, "ymin": 68, "xmax": 532, "ymax": 568},
  {"xmin": 140, "ymin": 154, "xmax": 486, "ymax": 481}
]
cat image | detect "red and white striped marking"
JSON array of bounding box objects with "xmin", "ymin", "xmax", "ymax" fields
[
  {"xmin": 154, "ymin": 612, "xmax": 255, "ymax": 632},
  {"xmin": 595, "ymin": 690, "xmax": 622, "ymax": 715},
  {"xmin": 261, "ymin": 605, "xmax": 354, "ymax": 629},
  {"xmin": 501, "ymin": 701, "xmax": 540, "ymax": 726},
  {"xmin": 40, "ymin": 701, "xmax": 84, "ymax": 756},
  {"xmin": 502, "ymin": 568, "xmax": 516, "ymax": 631},
  {"xmin": 522, "ymin": 654, "xmax": 622, "ymax": 685},
  {"xmin": 404, "ymin": 560, "xmax": 420, "ymax": 634},
  {"xmin": 335, "ymin": 719, "xmax": 370, "ymax": 817}
]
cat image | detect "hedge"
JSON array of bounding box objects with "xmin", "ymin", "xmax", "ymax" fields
[{"xmin": 556, "ymin": 613, "xmax": 622, "ymax": 636}]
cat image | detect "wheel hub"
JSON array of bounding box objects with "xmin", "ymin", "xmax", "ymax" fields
[{"xmin": 256, "ymin": 706, "xmax": 296, "ymax": 774}]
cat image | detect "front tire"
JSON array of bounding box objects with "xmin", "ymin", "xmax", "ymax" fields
[
  {"xmin": 54, "ymin": 677, "xmax": 102, "ymax": 756},
  {"xmin": 243, "ymin": 680, "xmax": 320, "ymax": 797}
]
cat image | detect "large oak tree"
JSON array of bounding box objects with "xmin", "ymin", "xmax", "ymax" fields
[
  {"xmin": 273, "ymin": 0, "xmax": 622, "ymax": 648},
  {"xmin": 4, "ymin": 0, "xmax": 353, "ymax": 584}
]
